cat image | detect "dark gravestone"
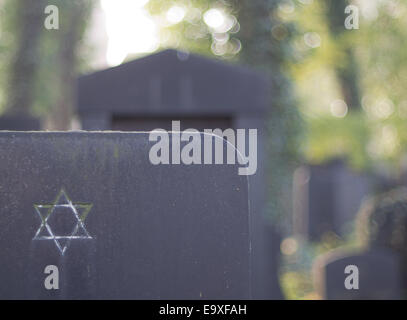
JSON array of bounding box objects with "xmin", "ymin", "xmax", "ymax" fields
[
  {"xmin": 293, "ymin": 159, "xmax": 371, "ymax": 240},
  {"xmin": 0, "ymin": 131, "xmax": 250, "ymax": 299},
  {"xmin": 0, "ymin": 115, "xmax": 41, "ymax": 131},
  {"xmin": 77, "ymin": 50, "xmax": 268, "ymax": 126},
  {"xmin": 77, "ymin": 49, "xmax": 283, "ymax": 299},
  {"xmin": 313, "ymin": 248, "xmax": 401, "ymax": 300}
]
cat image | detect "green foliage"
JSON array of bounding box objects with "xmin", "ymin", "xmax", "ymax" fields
[
  {"xmin": 281, "ymin": 270, "xmax": 315, "ymax": 300},
  {"xmin": 287, "ymin": 0, "xmax": 407, "ymax": 173},
  {"xmin": 305, "ymin": 111, "xmax": 371, "ymax": 170},
  {"xmin": 0, "ymin": 0, "xmax": 18, "ymax": 112},
  {"xmin": 0, "ymin": 0, "xmax": 46, "ymax": 115},
  {"xmin": 280, "ymin": 227, "xmax": 361, "ymax": 299}
]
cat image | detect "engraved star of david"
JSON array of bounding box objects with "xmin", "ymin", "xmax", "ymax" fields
[{"xmin": 32, "ymin": 189, "xmax": 93, "ymax": 255}]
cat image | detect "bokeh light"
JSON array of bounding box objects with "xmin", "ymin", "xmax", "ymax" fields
[
  {"xmin": 101, "ymin": 0, "xmax": 159, "ymax": 66},
  {"xmin": 203, "ymin": 8, "xmax": 225, "ymax": 30},
  {"xmin": 166, "ymin": 5, "xmax": 186, "ymax": 25},
  {"xmin": 330, "ymin": 100, "xmax": 348, "ymax": 118}
]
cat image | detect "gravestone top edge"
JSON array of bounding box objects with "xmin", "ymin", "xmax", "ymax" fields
[
  {"xmin": 0, "ymin": 130, "xmax": 252, "ymax": 155},
  {"xmin": 0, "ymin": 130, "xmax": 253, "ymax": 182},
  {"xmin": 0, "ymin": 130, "xmax": 254, "ymax": 186},
  {"xmin": 0, "ymin": 130, "xmax": 246, "ymax": 144}
]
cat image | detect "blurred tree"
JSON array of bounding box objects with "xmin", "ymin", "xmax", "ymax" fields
[
  {"xmin": 233, "ymin": 0, "xmax": 303, "ymax": 229},
  {"xmin": 0, "ymin": 0, "xmax": 95, "ymax": 129},
  {"xmin": 43, "ymin": 0, "xmax": 95, "ymax": 130},
  {"xmin": 323, "ymin": 0, "xmax": 361, "ymax": 110},
  {"xmin": 3, "ymin": 0, "xmax": 46, "ymax": 116}
]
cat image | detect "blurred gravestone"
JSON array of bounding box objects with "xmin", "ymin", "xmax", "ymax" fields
[
  {"xmin": 0, "ymin": 115, "xmax": 41, "ymax": 130},
  {"xmin": 293, "ymin": 159, "xmax": 372, "ymax": 240},
  {"xmin": 313, "ymin": 248, "xmax": 401, "ymax": 300},
  {"xmin": 77, "ymin": 49, "xmax": 283, "ymax": 299},
  {"xmin": 0, "ymin": 132, "xmax": 251, "ymax": 299}
]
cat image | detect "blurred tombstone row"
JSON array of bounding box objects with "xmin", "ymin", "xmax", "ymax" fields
[
  {"xmin": 292, "ymin": 158, "xmax": 407, "ymax": 242},
  {"xmin": 313, "ymin": 188, "xmax": 407, "ymax": 299},
  {"xmin": 293, "ymin": 159, "xmax": 373, "ymax": 241},
  {"xmin": 76, "ymin": 49, "xmax": 283, "ymax": 299},
  {"xmin": 0, "ymin": 115, "xmax": 41, "ymax": 131},
  {"xmin": 295, "ymin": 158, "xmax": 407, "ymax": 299}
]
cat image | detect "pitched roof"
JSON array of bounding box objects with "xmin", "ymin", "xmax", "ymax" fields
[{"xmin": 77, "ymin": 49, "xmax": 269, "ymax": 116}]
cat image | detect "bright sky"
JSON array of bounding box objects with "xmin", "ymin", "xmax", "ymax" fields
[
  {"xmin": 101, "ymin": 0, "xmax": 159, "ymax": 66},
  {"xmin": 100, "ymin": 0, "xmax": 230, "ymax": 66}
]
